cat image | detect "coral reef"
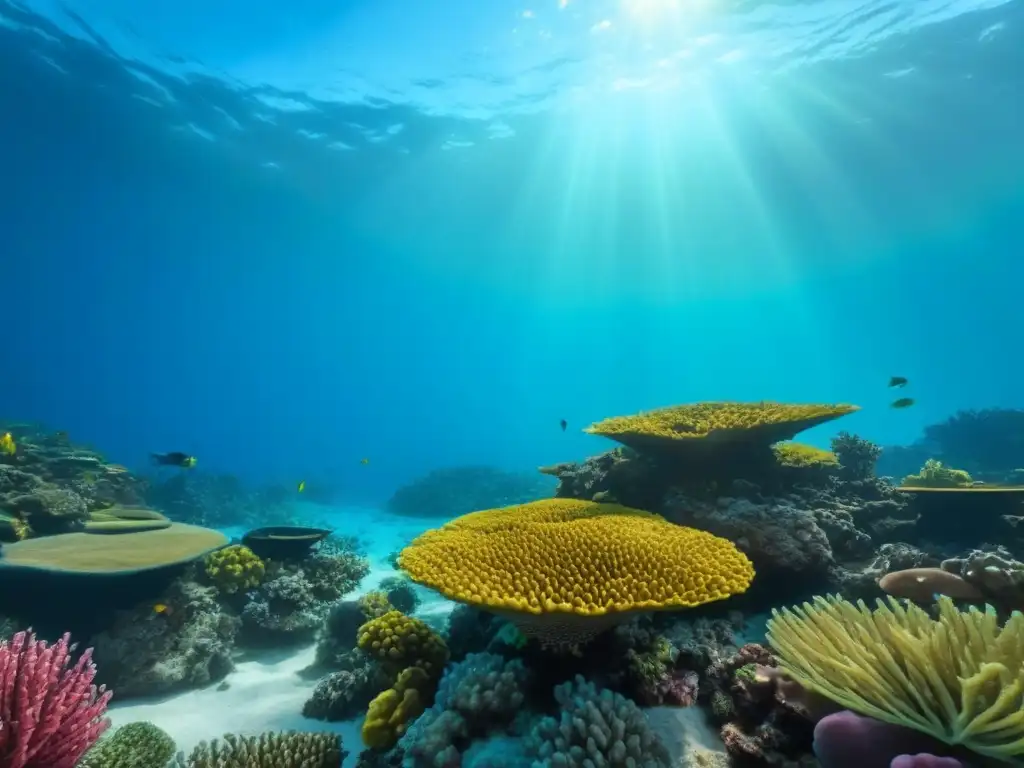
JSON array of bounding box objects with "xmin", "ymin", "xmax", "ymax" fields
[
  {"xmin": 174, "ymin": 731, "xmax": 346, "ymax": 767},
  {"xmin": 397, "ymin": 652, "xmax": 531, "ymax": 764},
  {"xmin": 379, "ymin": 576, "xmax": 420, "ymax": 615},
  {"xmin": 89, "ymin": 576, "xmax": 239, "ymax": 698},
  {"xmin": 386, "ymin": 465, "xmax": 555, "ymax": 519},
  {"xmin": 0, "ymin": 630, "xmax": 112, "ymax": 768},
  {"xmin": 79, "ymin": 722, "xmax": 177, "ymax": 768},
  {"xmin": 304, "ymin": 652, "xmax": 393, "ymax": 722},
  {"xmin": 240, "ymin": 552, "xmax": 369, "ymax": 646}
]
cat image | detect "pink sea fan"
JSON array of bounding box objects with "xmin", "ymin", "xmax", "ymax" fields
[{"xmin": 0, "ymin": 630, "xmax": 112, "ymax": 768}]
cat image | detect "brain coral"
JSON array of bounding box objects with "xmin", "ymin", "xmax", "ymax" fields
[
  {"xmin": 399, "ymin": 499, "xmax": 754, "ymax": 643},
  {"xmin": 585, "ymin": 401, "xmax": 858, "ymax": 455}
]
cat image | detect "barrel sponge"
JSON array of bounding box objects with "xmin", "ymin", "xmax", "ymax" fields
[
  {"xmin": 585, "ymin": 401, "xmax": 858, "ymax": 452},
  {"xmin": 398, "ymin": 499, "xmax": 754, "ymax": 618},
  {"xmin": 357, "ymin": 610, "xmax": 449, "ymax": 675},
  {"xmin": 766, "ymin": 594, "xmax": 1024, "ymax": 762},
  {"xmin": 204, "ymin": 544, "xmax": 266, "ymax": 595}
]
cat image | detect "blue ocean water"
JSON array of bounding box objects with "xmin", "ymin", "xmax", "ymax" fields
[{"xmin": 1, "ymin": 0, "xmax": 1021, "ymax": 506}]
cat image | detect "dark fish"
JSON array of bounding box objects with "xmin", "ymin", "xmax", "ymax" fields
[
  {"xmin": 891, "ymin": 398, "xmax": 915, "ymax": 409},
  {"xmin": 888, "ymin": 376, "xmax": 908, "ymax": 388},
  {"xmin": 151, "ymin": 452, "xmax": 197, "ymax": 468},
  {"xmin": 560, "ymin": 419, "xmax": 567, "ymax": 432}
]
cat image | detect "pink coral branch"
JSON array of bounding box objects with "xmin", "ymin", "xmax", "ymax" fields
[{"xmin": 0, "ymin": 630, "xmax": 111, "ymax": 768}]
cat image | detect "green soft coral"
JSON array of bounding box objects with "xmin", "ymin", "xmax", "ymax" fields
[{"xmin": 902, "ymin": 458, "xmax": 973, "ymax": 488}]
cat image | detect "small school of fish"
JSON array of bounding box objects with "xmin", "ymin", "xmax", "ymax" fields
[{"xmin": 888, "ymin": 376, "xmax": 914, "ymax": 409}]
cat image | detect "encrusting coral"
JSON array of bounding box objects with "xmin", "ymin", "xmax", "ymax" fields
[
  {"xmin": 772, "ymin": 442, "xmax": 838, "ymax": 469},
  {"xmin": 204, "ymin": 544, "xmax": 266, "ymax": 594},
  {"xmin": 78, "ymin": 721, "xmax": 177, "ymax": 768},
  {"xmin": 399, "ymin": 498, "xmax": 754, "ymax": 646},
  {"xmin": 766, "ymin": 593, "xmax": 1024, "ymax": 762},
  {"xmin": 174, "ymin": 730, "xmax": 345, "ymax": 767}
]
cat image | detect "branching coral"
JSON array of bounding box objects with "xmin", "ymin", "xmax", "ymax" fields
[
  {"xmin": 767, "ymin": 594, "xmax": 1024, "ymax": 761},
  {"xmin": 399, "ymin": 498, "xmax": 754, "ymax": 646},
  {"xmin": 0, "ymin": 631, "xmax": 112, "ymax": 768},
  {"xmin": 175, "ymin": 731, "xmax": 345, "ymax": 767},
  {"xmin": 831, "ymin": 432, "xmax": 882, "ymax": 481},
  {"xmin": 204, "ymin": 544, "xmax": 265, "ymax": 594},
  {"xmin": 398, "ymin": 652, "xmax": 532, "ymax": 764},
  {"xmin": 526, "ymin": 676, "xmax": 669, "ymax": 767}
]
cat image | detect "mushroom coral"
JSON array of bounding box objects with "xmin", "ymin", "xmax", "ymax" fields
[{"xmin": 398, "ymin": 498, "xmax": 754, "ymax": 644}]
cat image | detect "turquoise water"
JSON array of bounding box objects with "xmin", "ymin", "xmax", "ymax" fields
[{"xmin": 1, "ymin": 0, "xmax": 1022, "ymax": 504}]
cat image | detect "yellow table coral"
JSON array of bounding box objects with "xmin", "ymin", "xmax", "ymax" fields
[
  {"xmin": 399, "ymin": 498, "xmax": 754, "ymax": 645},
  {"xmin": 585, "ymin": 401, "xmax": 858, "ymax": 456},
  {"xmin": 767, "ymin": 594, "xmax": 1024, "ymax": 761}
]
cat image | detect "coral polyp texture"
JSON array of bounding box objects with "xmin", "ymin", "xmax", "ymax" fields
[
  {"xmin": 398, "ymin": 498, "xmax": 754, "ymax": 643},
  {"xmin": 176, "ymin": 730, "xmax": 345, "ymax": 767},
  {"xmin": 357, "ymin": 610, "xmax": 449, "ymax": 676},
  {"xmin": 584, "ymin": 401, "xmax": 858, "ymax": 454},
  {"xmin": 766, "ymin": 594, "xmax": 1024, "ymax": 762},
  {"xmin": 204, "ymin": 544, "xmax": 266, "ymax": 594}
]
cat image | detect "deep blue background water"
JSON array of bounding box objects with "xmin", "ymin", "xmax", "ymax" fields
[{"xmin": 1, "ymin": 0, "xmax": 1021, "ymax": 503}]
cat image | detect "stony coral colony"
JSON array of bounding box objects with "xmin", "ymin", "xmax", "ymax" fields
[{"xmin": 2, "ymin": 401, "xmax": 1024, "ymax": 767}]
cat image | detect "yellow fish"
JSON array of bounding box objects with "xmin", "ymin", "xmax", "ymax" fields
[
  {"xmin": 297, "ymin": 480, "xmax": 306, "ymax": 493},
  {"xmin": 360, "ymin": 457, "xmax": 369, "ymax": 465},
  {"xmin": 153, "ymin": 603, "xmax": 170, "ymax": 615},
  {"xmin": 0, "ymin": 433, "xmax": 15, "ymax": 456}
]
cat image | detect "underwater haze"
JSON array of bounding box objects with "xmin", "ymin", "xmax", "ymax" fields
[{"xmin": 0, "ymin": 0, "xmax": 1022, "ymax": 500}]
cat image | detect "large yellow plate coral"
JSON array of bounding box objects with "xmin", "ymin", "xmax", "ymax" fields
[
  {"xmin": 585, "ymin": 401, "xmax": 858, "ymax": 454},
  {"xmin": 767, "ymin": 594, "xmax": 1024, "ymax": 761},
  {"xmin": 399, "ymin": 498, "xmax": 754, "ymax": 619}
]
